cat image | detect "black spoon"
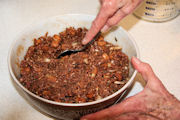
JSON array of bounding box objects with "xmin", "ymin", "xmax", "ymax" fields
[{"xmin": 57, "ymin": 32, "xmax": 101, "ymax": 59}]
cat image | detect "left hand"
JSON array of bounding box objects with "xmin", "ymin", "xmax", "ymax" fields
[{"xmin": 81, "ymin": 57, "xmax": 180, "ymax": 120}]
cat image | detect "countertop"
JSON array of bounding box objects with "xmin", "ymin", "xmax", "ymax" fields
[{"xmin": 0, "ymin": 0, "xmax": 180, "ymax": 120}]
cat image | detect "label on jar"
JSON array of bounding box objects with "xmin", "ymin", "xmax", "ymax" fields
[{"xmin": 134, "ymin": 0, "xmax": 179, "ymax": 22}]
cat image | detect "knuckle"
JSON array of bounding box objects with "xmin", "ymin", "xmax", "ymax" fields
[
  {"xmin": 142, "ymin": 63, "xmax": 151, "ymax": 72},
  {"xmin": 107, "ymin": 19, "xmax": 117, "ymax": 26},
  {"xmin": 102, "ymin": 0, "xmax": 117, "ymax": 14},
  {"xmin": 92, "ymin": 21, "xmax": 99, "ymax": 29},
  {"xmin": 102, "ymin": 0, "xmax": 113, "ymax": 7},
  {"xmin": 121, "ymin": 9, "xmax": 131, "ymax": 15},
  {"xmin": 122, "ymin": 1, "xmax": 134, "ymax": 15},
  {"xmin": 99, "ymin": 0, "xmax": 104, "ymax": 4}
]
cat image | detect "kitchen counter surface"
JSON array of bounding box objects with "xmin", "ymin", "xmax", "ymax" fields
[{"xmin": 0, "ymin": 0, "xmax": 180, "ymax": 120}]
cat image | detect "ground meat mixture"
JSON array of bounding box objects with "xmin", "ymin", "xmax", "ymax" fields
[{"xmin": 19, "ymin": 27, "xmax": 129, "ymax": 103}]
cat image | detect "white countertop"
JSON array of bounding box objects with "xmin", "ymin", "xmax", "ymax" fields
[{"xmin": 0, "ymin": 0, "xmax": 180, "ymax": 120}]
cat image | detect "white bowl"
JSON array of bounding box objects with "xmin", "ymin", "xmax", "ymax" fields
[{"xmin": 8, "ymin": 14, "xmax": 140, "ymax": 120}]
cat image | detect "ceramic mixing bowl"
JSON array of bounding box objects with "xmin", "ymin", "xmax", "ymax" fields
[{"xmin": 8, "ymin": 14, "xmax": 140, "ymax": 120}]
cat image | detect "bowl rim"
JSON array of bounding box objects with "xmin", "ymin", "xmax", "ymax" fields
[{"xmin": 7, "ymin": 14, "xmax": 140, "ymax": 107}]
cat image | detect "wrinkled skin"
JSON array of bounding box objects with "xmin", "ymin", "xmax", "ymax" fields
[
  {"xmin": 82, "ymin": 0, "xmax": 143, "ymax": 44},
  {"xmin": 81, "ymin": 57, "xmax": 180, "ymax": 120}
]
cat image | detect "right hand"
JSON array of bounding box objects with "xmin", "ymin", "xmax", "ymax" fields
[{"xmin": 82, "ymin": 0, "xmax": 143, "ymax": 45}]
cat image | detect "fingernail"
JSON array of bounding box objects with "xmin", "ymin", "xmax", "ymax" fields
[
  {"xmin": 82, "ymin": 38, "xmax": 87, "ymax": 45},
  {"xmin": 101, "ymin": 25, "xmax": 109, "ymax": 33},
  {"xmin": 133, "ymin": 56, "xmax": 140, "ymax": 65}
]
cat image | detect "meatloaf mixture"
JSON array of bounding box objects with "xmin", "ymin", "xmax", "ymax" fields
[{"xmin": 19, "ymin": 27, "xmax": 129, "ymax": 103}]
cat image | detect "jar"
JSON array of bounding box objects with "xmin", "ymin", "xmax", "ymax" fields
[{"xmin": 133, "ymin": 0, "xmax": 180, "ymax": 22}]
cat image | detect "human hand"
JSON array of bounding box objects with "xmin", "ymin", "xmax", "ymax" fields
[
  {"xmin": 81, "ymin": 57, "xmax": 180, "ymax": 120},
  {"xmin": 82, "ymin": 0, "xmax": 143, "ymax": 45}
]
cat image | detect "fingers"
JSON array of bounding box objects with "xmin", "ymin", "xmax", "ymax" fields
[
  {"xmin": 81, "ymin": 93, "xmax": 146, "ymax": 120},
  {"xmin": 80, "ymin": 106, "xmax": 114, "ymax": 120},
  {"xmin": 101, "ymin": 0, "xmax": 135, "ymax": 33},
  {"xmin": 101, "ymin": 0, "xmax": 143, "ymax": 33},
  {"xmin": 82, "ymin": 0, "xmax": 143, "ymax": 45},
  {"xmin": 82, "ymin": 0, "xmax": 121, "ymax": 45},
  {"xmin": 131, "ymin": 57, "xmax": 168, "ymax": 94},
  {"xmin": 101, "ymin": 9, "xmax": 127, "ymax": 32},
  {"xmin": 82, "ymin": 12, "xmax": 108, "ymax": 45}
]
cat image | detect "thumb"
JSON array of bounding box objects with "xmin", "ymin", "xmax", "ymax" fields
[
  {"xmin": 131, "ymin": 56, "xmax": 157, "ymax": 82},
  {"xmin": 131, "ymin": 57, "xmax": 168, "ymax": 94}
]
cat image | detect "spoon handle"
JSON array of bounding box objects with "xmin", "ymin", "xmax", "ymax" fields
[{"xmin": 57, "ymin": 32, "xmax": 101, "ymax": 59}]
